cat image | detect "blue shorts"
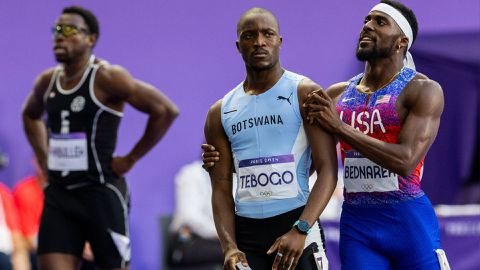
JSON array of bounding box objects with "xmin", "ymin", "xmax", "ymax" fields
[{"xmin": 340, "ymin": 195, "xmax": 441, "ymax": 270}]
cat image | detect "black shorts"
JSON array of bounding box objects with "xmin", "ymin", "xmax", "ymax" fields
[
  {"xmin": 38, "ymin": 178, "xmax": 130, "ymax": 269},
  {"xmin": 235, "ymin": 207, "xmax": 328, "ymax": 269}
]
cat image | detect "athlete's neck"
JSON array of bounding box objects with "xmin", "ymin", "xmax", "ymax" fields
[
  {"xmin": 62, "ymin": 52, "xmax": 92, "ymax": 79},
  {"xmin": 362, "ymin": 57, "xmax": 404, "ymax": 91},
  {"xmin": 244, "ymin": 63, "xmax": 284, "ymax": 95}
]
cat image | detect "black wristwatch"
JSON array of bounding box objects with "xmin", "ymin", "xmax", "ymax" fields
[{"xmin": 293, "ymin": 220, "xmax": 311, "ymax": 235}]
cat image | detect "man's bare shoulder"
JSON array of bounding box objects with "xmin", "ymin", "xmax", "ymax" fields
[
  {"xmin": 406, "ymin": 72, "xmax": 443, "ymax": 98},
  {"xmin": 325, "ymin": 82, "xmax": 349, "ymax": 100},
  {"xmin": 402, "ymin": 72, "xmax": 444, "ymax": 112},
  {"xmin": 95, "ymin": 61, "xmax": 130, "ymax": 82},
  {"xmin": 34, "ymin": 67, "xmax": 57, "ymax": 92},
  {"xmin": 94, "ymin": 60, "xmax": 136, "ymax": 98},
  {"xmin": 205, "ymin": 99, "xmax": 224, "ymax": 135},
  {"xmin": 410, "ymin": 73, "xmax": 442, "ymax": 90},
  {"xmin": 208, "ymin": 99, "xmax": 223, "ymax": 116},
  {"xmin": 298, "ymin": 77, "xmax": 322, "ymax": 94}
]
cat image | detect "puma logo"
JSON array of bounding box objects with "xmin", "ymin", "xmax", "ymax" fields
[{"xmin": 277, "ymin": 92, "xmax": 293, "ymax": 105}]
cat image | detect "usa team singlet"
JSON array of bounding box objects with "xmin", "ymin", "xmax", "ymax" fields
[
  {"xmin": 337, "ymin": 67, "xmax": 424, "ymax": 204},
  {"xmin": 336, "ymin": 67, "xmax": 442, "ymax": 270}
]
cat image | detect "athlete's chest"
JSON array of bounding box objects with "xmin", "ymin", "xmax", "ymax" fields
[
  {"xmin": 223, "ymin": 90, "xmax": 300, "ymax": 139},
  {"xmin": 47, "ymin": 90, "xmax": 96, "ymax": 117},
  {"xmin": 336, "ymin": 87, "xmax": 402, "ymax": 136}
]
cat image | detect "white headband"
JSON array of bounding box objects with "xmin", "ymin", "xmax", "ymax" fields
[
  {"xmin": 370, "ymin": 3, "xmax": 415, "ymax": 70},
  {"xmin": 371, "ymin": 3, "xmax": 413, "ymax": 49}
]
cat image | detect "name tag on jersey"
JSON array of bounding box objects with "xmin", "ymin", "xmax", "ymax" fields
[
  {"xmin": 48, "ymin": 132, "xmax": 88, "ymax": 171},
  {"xmin": 344, "ymin": 151, "xmax": 398, "ymax": 193},
  {"xmin": 237, "ymin": 154, "xmax": 298, "ymax": 202}
]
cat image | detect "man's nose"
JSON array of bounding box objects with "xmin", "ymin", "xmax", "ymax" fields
[
  {"xmin": 362, "ymin": 20, "xmax": 375, "ymax": 33},
  {"xmin": 54, "ymin": 33, "xmax": 65, "ymax": 42},
  {"xmin": 254, "ymin": 33, "xmax": 266, "ymax": 47}
]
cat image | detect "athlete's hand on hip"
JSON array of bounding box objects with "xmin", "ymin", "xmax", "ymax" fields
[
  {"xmin": 201, "ymin": 144, "xmax": 220, "ymax": 171},
  {"xmin": 111, "ymin": 155, "xmax": 136, "ymax": 176},
  {"xmin": 267, "ymin": 228, "xmax": 307, "ymax": 270},
  {"xmin": 224, "ymin": 247, "xmax": 249, "ymax": 270},
  {"xmin": 303, "ymin": 90, "xmax": 343, "ymax": 134}
]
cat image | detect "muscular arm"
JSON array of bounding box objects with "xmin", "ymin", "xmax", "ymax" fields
[
  {"xmin": 96, "ymin": 66, "xmax": 179, "ymax": 173},
  {"xmin": 22, "ymin": 70, "xmax": 54, "ymax": 170},
  {"xmin": 268, "ymin": 80, "xmax": 338, "ymax": 270},
  {"xmin": 297, "ymin": 80, "xmax": 338, "ymax": 226},
  {"xmin": 310, "ymin": 78, "xmax": 444, "ymax": 177},
  {"xmin": 204, "ymin": 101, "xmax": 246, "ymax": 269},
  {"xmin": 338, "ymin": 80, "xmax": 443, "ymax": 176}
]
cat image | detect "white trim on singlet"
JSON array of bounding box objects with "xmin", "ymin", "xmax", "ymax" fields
[
  {"xmin": 291, "ymin": 122, "xmax": 309, "ymax": 196},
  {"xmin": 55, "ymin": 55, "xmax": 95, "ymax": 95},
  {"xmin": 89, "ymin": 64, "xmax": 124, "ymax": 117},
  {"xmin": 42, "ymin": 67, "xmax": 61, "ymax": 104},
  {"xmin": 106, "ymin": 183, "xmax": 130, "ymax": 266},
  {"xmin": 91, "ymin": 109, "xmax": 105, "ymax": 184}
]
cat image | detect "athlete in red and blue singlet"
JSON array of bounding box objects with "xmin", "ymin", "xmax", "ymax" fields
[
  {"xmin": 305, "ymin": 1, "xmax": 448, "ymax": 269},
  {"xmin": 337, "ymin": 67, "xmax": 424, "ymax": 204},
  {"xmin": 334, "ymin": 66, "xmax": 441, "ymax": 269}
]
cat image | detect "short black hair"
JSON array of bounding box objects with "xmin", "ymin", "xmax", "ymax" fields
[
  {"xmin": 237, "ymin": 8, "xmax": 280, "ymax": 37},
  {"xmin": 62, "ymin": 6, "xmax": 99, "ymax": 39},
  {"xmin": 380, "ymin": 0, "xmax": 418, "ymax": 45}
]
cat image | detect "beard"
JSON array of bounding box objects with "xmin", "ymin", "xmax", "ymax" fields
[
  {"xmin": 356, "ymin": 41, "xmax": 396, "ymax": 61},
  {"xmin": 54, "ymin": 50, "xmax": 72, "ymax": 64}
]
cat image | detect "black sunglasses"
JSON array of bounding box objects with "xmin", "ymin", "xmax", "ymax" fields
[{"xmin": 52, "ymin": 24, "xmax": 90, "ymax": 38}]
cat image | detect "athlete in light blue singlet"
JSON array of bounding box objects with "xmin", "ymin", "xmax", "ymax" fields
[
  {"xmin": 204, "ymin": 8, "xmax": 337, "ymax": 270},
  {"xmin": 221, "ymin": 71, "xmax": 312, "ymax": 219}
]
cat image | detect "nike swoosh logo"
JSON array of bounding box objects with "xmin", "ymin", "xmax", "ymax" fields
[
  {"xmin": 223, "ymin": 109, "xmax": 237, "ymax": 115},
  {"xmin": 342, "ymin": 98, "xmax": 355, "ymax": 102}
]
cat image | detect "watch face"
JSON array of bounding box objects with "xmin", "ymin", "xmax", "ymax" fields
[{"xmin": 298, "ymin": 220, "xmax": 310, "ymax": 232}]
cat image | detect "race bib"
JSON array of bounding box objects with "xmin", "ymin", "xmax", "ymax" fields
[
  {"xmin": 237, "ymin": 154, "xmax": 298, "ymax": 202},
  {"xmin": 344, "ymin": 151, "xmax": 398, "ymax": 193},
  {"xmin": 48, "ymin": 132, "xmax": 88, "ymax": 171}
]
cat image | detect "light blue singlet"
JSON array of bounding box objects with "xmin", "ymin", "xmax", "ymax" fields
[{"xmin": 221, "ymin": 70, "xmax": 312, "ymax": 219}]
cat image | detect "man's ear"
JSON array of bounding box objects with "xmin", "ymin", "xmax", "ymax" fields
[
  {"xmin": 89, "ymin": 34, "xmax": 98, "ymax": 48},
  {"xmin": 399, "ymin": 36, "xmax": 409, "ymax": 51}
]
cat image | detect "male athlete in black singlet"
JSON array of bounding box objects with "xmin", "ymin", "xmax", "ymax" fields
[{"xmin": 22, "ymin": 6, "xmax": 179, "ymax": 270}]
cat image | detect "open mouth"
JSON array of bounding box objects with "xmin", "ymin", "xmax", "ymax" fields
[{"xmin": 54, "ymin": 45, "xmax": 67, "ymax": 53}]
